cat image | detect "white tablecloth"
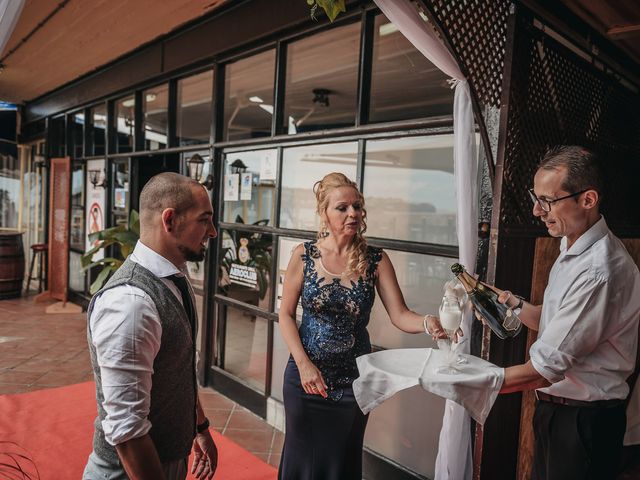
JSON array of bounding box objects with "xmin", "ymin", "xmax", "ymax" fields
[{"xmin": 353, "ymin": 348, "xmax": 504, "ymax": 425}]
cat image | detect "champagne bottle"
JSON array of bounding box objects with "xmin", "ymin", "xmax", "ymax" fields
[{"xmin": 450, "ymin": 263, "xmax": 522, "ymax": 339}]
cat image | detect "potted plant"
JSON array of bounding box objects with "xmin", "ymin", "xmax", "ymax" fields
[{"xmin": 81, "ymin": 210, "xmax": 140, "ymax": 294}]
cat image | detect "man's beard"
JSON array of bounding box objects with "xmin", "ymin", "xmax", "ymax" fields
[{"xmin": 178, "ymin": 244, "xmax": 206, "ymax": 262}]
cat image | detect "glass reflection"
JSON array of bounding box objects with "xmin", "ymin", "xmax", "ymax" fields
[
  {"xmin": 70, "ymin": 113, "xmax": 84, "ymax": 158},
  {"xmin": 367, "ymin": 250, "xmax": 452, "ymax": 349},
  {"xmin": 143, "ymin": 84, "xmax": 168, "ymax": 150},
  {"xmin": 70, "ymin": 163, "xmax": 85, "ymax": 250},
  {"xmin": 284, "ymin": 22, "xmax": 359, "ymax": 134},
  {"xmin": 364, "ymin": 135, "xmax": 467, "ymax": 245},
  {"xmin": 222, "ymin": 305, "xmax": 268, "ymax": 393},
  {"xmin": 370, "ymin": 14, "xmax": 453, "ymax": 122},
  {"xmin": 177, "ymin": 70, "xmax": 213, "ymax": 146},
  {"xmin": 223, "ymin": 49, "xmax": 275, "ymax": 141},
  {"xmin": 115, "ymin": 96, "xmax": 135, "ymax": 153},
  {"xmin": 222, "ymin": 149, "xmax": 277, "ymax": 226},
  {"xmin": 280, "ymin": 142, "xmax": 358, "ymax": 230},
  {"xmin": 90, "ymin": 104, "xmax": 106, "ymax": 156}
]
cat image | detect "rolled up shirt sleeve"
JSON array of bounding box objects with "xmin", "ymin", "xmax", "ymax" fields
[
  {"xmin": 529, "ymin": 273, "xmax": 610, "ymax": 384},
  {"xmin": 90, "ymin": 285, "xmax": 162, "ymax": 446}
]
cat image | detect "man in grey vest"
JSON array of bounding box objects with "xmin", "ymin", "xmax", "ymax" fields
[{"xmin": 83, "ymin": 172, "xmax": 218, "ymax": 480}]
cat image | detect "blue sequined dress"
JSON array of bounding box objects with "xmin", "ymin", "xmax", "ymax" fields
[{"xmin": 278, "ymin": 241, "xmax": 382, "ymax": 480}]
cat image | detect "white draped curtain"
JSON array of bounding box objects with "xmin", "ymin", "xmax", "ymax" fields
[{"xmin": 373, "ymin": 1, "xmax": 479, "ymax": 479}]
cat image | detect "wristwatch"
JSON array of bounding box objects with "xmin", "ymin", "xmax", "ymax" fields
[
  {"xmin": 197, "ymin": 417, "xmax": 210, "ymax": 434},
  {"xmin": 512, "ymin": 295, "xmax": 524, "ymax": 316}
]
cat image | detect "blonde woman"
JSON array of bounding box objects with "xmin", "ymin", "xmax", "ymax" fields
[{"xmin": 278, "ymin": 172, "xmax": 447, "ymax": 479}]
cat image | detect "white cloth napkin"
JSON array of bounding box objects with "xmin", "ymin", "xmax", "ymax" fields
[{"xmin": 353, "ymin": 348, "xmax": 504, "ymax": 425}]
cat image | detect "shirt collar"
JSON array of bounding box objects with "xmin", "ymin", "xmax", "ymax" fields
[
  {"xmin": 131, "ymin": 241, "xmax": 187, "ymax": 278},
  {"xmin": 560, "ymin": 215, "xmax": 609, "ymax": 256}
]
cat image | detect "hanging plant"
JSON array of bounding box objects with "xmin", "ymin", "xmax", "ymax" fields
[{"xmin": 307, "ymin": 0, "xmax": 346, "ymax": 22}]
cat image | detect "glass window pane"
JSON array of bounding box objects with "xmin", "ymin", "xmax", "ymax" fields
[
  {"xmin": 143, "ymin": 84, "xmax": 168, "ymax": 150},
  {"xmin": 90, "ymin": 104, "xmax": 106, "ymax": 156},
  {"xmin": 274, "ymin": 237, "xmax": 304, "ymax": 318},
  {"xmin": 222, "ymin": 149, "xmax": 277, "ymax": 226},
  {"xmin": 0, "ymin": 150, "xmax": 19, "ymax": 229},
  {"xmin": 280, "ymin": 142, "xmax": 358, "ymax": 230},
  {"xmin": 177, "ymin": 70, "xmax": 213, "ymax": 146},
  {"xmin": 222, "ymin": 305, "xmax": 268, "ymax": 393},
  {"xmin": 69, "ymin": 112, "xmax": 84, "ymax": 158},
  {"xmin": 284, "ymin": 22, "xmax": 360, "ymax": 134},
  {"xmin": 364, "ymin": 135, "xmax": 461, "ymax": 245},
  {"xmin": 70, "ymin": 163, "xmax": 85, "ymax": 250},
  {"xmin": 218, "ymin": 228, "xmax": 273, "ymax": 310},
  {"xmin": 223, "ymin": 49, "xmax": 275, "ymax": 141},
  {"xmin": 69, "ymin": 251, "xmax": 85, "ymax": 292},
  {"xmin": 115, "ymin": 95, "xmax": 135, "ymax": 153},
  {"xmin": 370, "ymin": 14, "xmax": 453, "ymax": 123},
  {"xmin": 112, "ymin": 161, "xmax": 129, "ymax": 225},
  {"xmin": 368, "ymin": 250, "xmax": 453, "ymax": 349},
  {"xmin": 50, "ymin": 116, "xmax": 65, "ymax": 157}
]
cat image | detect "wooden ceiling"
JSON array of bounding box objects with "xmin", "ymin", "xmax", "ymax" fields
[
  {"xmin": 0, "ymin": 0, "xmax": 227, "ymax": 104},
  {"xmin": 559, "ymin": 0, "xmax": 640, "ymax": 64},
  {"xmin": 0, "ymin": 0, "xmax": 638, "ymax": 109}
]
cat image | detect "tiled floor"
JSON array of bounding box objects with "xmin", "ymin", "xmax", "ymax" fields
[{"xmin": 0, "ymin": 295, "xmax": 283, "ymax": 469}]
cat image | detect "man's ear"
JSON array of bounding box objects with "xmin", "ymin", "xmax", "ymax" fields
[
  {"xmin": 162, "ymin": 208, "xmax": 176, "ymax": 232},
  {"xmin": 582, "ymin": 190, "xmax": 599, "ymax": 210}
]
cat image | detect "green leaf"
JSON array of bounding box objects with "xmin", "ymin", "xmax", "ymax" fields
[
  {"xmin": 90, "ymin": 266, "xmax": 113, "ymax": 294},
  {"xmin": 317, "ymin": 0, "xmax": 345, "ymax": 22},
  {"xmin": 307, "ymin": 0, "xmax": 314, "ymax": 5},
  {"xmin": 81, "ymin": 257, "xmax": 121, "ymax": 272},
  {"xmin": 129, "ymin": 210, "xmax": 140, "ymax": 236}
]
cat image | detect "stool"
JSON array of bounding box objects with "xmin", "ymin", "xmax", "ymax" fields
[{"xmin": 25, "ymin": 243, "xmax": 48, "ymax": 295}]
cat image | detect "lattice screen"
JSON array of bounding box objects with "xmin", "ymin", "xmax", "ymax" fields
[
  {"xmin": 427, "ymin": 0, "xmax": 511, "ymax": 108},
  {"xmin": 500, "ymin": 16, "xmax": 640, "ymax": 232}
]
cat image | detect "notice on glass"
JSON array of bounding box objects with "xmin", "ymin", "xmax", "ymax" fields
[
  {"xmin": 260, "ymin": 150, "xmax": 277, "ymax": 181},
  {"xmin": 114, "ymin": 188, "xmax": 127, "ymax": 209},
  {"xmin": 240, "ymin": 173, "xmax": 252, "ymax": 200},
  {"xmin": 224, "ymin": 174, "xmax": 239, "ymax": 201}
]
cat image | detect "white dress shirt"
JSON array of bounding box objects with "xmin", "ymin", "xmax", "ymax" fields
[
  {"xmin": 530, "ymin": 216, "xmax": 640, "ymax": 401},
  {"xmin": 90, "ymin": 241, "xmax": 193, "ymax": 446}
]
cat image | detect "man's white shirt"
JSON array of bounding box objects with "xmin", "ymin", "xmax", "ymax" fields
[
  {"xmin": 530, "ymin": 216, "xmax": 640, "ymax": 401},
  {"xmin": 90, "ymin": 241, "xmax": 192, "ymax": 446}
]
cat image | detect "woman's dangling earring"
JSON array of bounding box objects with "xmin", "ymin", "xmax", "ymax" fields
[{"xmin": 321, "ymin": 222, "xmax": 329, "ymax": 238}]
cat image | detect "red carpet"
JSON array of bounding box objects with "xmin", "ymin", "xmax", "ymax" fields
[{"xmin": 0, "ymin": 382, "xmax": 277, "ymax": 479}]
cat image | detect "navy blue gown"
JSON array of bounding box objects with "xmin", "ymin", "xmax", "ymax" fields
[{"xmin": 278, "ymin": 241, "xmax": 382, "ymax": 480}]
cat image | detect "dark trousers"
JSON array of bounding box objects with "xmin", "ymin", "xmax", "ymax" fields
[
  {"xmin": 278, "ymin": 360, "xmax": 368, "ymax": 480},
  {"xmin": 532, "ymin": 400, "xmax": 626, "ymax": 480}
]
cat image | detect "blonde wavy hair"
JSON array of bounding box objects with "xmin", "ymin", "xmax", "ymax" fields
[{"xmin": 313, "ymin": 172, "xmax": 369, "ymax": 277}]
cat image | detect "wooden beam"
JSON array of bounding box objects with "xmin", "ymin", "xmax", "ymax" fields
[{"xmin": 607, "ymin": 24, "xmax": 640, "ymax": 40}]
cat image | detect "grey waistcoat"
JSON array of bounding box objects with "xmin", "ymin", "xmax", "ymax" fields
[{"xmin": 87, "ymin": 258, "xmax": 197, "ymax": 464}]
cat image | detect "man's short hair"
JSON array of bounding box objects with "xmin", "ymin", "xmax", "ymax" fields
[
  {"xmin": 539, "ymin": 145, "xmax": 603, "ymax": 195},
  {"xmin": 139, "ymin": 173, "xmax": 201, "ymax": 223}
]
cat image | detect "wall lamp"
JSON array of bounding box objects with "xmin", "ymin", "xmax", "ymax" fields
[
  {"xmin": 187, "ymin": 153, "xmax": 214, "ymax": 190},
  {"xmin": 88, "ymin": 169, "xmax": 108, "ymax": 189}
]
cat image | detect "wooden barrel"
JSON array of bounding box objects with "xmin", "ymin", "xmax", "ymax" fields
[{"xmin": 0, "ymin": 232, "xmax": 25, "ymax": 299}]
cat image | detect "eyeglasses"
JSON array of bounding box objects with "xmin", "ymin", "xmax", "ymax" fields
[{"xmin": 527, "ymin": 188, "xmax": 589, "ymax": 213}]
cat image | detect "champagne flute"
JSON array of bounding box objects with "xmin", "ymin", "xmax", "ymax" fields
[{"xmin": 436, "ymin": 294, "xmax": 464, "ymax": 374}]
